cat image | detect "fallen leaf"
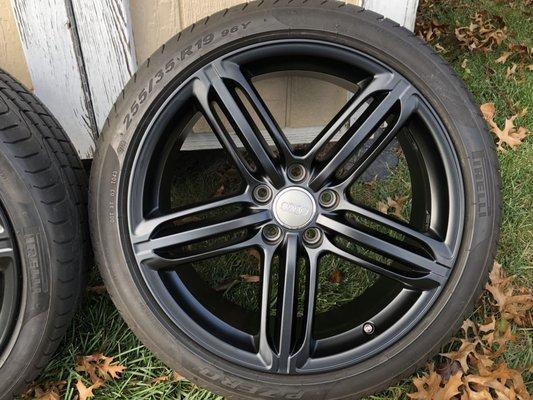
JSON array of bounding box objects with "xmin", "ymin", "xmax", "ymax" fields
[
  {"xmin": 409, "ymin": 366, "xmax": 443, "ymax": 399},
  {"xmin": 377, "ymin": 195, "xmax": 409, "ymax": 220},
  {"xmin": 439, "ymin": 372, "xmax": 464, "ymax": 400},
  {"xmin": 485, "ymin": 262, "xmax": 533, "ymax": 326},
  {"xmin": 241, "ymin": 274, "xmax": 260, "ymax": 283},
  {"xmin": 455, "ymin": 12, "xmax": 508, "ymax": 53},
  {"xmin": 506, "ymin": 62, "xmax": 518, "ymax": 77},
  {"xmin": 329, "ymin": 267, "xmax": 343, "ymax": 284},
  {"xmin": 496, "ymin": 51, "xmax": 513, "ymax": 63},
  {"xmin": 245, "ymin": 248, "xmax": 262, "ymax": 262},
  {"xmin": 87, "ymin": 285, "xmax": 106, "ymax": 295},
  {"xmin": 480, "ymin": 103, "xmax": 529, "ymax": 152},
  {"xmin": 22, "ymin": 381, "xmax": 66, "ymax": 400},
  {"xmin": 436, "ymin": 359, "xmax": 462, "ymax": 381},
  {"xmin": 214, "ymin": 185, "xmax": 225, "ymax": 197},
  {"xmin": 100, "ymin": 356, "xmax": 126, "ymax": 380},
  {"xmin": 75, "ymin": 379, "xmax": 103, "ymax": 400},
  {"xmin": 75, "ymin": 353, "xmax": 126, "ymax": 398},
  {"xmin": 172, "ymin": 371, "xmax": 186, "ymax": 382},
  {"xmin": 441, "ymin": 338, "xmax": 477, "ymax": 373}
]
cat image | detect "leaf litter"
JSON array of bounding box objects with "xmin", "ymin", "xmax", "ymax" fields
[{"xmin": 408, "ymin": 262, "xmax": 533, "ymax": 399}]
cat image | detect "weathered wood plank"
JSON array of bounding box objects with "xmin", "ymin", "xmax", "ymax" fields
[
  {"xmin": 363, "ymin": 0, "xmax": 419, "ymax": 29},
  {"xmin": 11, "ymin": 0, "xmax": 95, "ymax": 157},
  {"xmin": 0, "ymin": 0, "xmax": 32, "ymax": 88},
  {"xmin": 130, "ymin": 0, "xmax": 181, "ymax": 64},
  {"xmin": 178, "ymin": 0, "xmax": 244, "ymax": 27},
  {"xmin": 71, "ymin": 0, "xmax": 137, "ymax": 131}
]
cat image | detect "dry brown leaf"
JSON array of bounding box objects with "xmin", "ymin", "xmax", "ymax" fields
[
  {"xmin": 416, "ymin": 18, "xmax": 448, "ymax": 44},
  {"xmin": 377, "ymin": 195, "xmax": 409, "ymax": 220},
  {"xmin": 172, "ymin": 371, "xmax": 186, "ymax": 382},
  {"xmin": 455, "ymin": 12, "xmax": 508, "ymax": 53},
  {"xmin": 461, "ymin": 318, "xmax": 479, "ymax": 338},
  {"xmin": 436, "ymin": 359, "xmax": 462, "ymax": 381},
  {"xmin": 23, "ymin": 381, "xmax": 66, "ymax": 400},
  {"xmin": 214, "ymin": 185, "xmax": 225, "ymax": 197},
  {"xmin": 506, "ymin": 63, "xmax": 518, "ymax": 77},
  {"xmin": 149, "ymin": 375, "xmax": 170, "ymax": 384},
  {"xmin": 496, "ymin": 51, "xmax": 513, "ymax": 63},
  {"xmin": 409, "ymin": 366, "xmax": 443, "ymax": 399},
  {"xmin": 461, "ymin": 58, "xmax": 469, "ymax": 69},
  {"xmin": 241, "ymin": 274, "xmax": 260, "ymax": 283},
  {"xmin": 480, "ymin": 103, "xmax": 529, "ymax": 152},
  {"xmin": 435, "ymin": 43, "xmax": 448, "ymax": 53},
  {"xmin": 441, "ymin": 338, "xmax": 478, "ymax": 373},
  {"xmin": 100, "ymin": 356, "xmax": 126, "ymax": 380},
  {"xmin": 245, "ymin": 248, "xmax": 262, "ymax": 262},
  {"xmin": 75, "ymin": 353, "xmax": 126, "ymax": 399},
  {"xmin": 485, "ymin": 262, "xmax": 533, "ymax": 326},
  {"xmin": 87, "ymin": 285, "xmax": 106, "ymax": 295},
  {"xmin": 329, "ymin": 267, "xmax": 343, "ymax": 284},
  {"xmin": 75, "ymin": 379, "xmax": 104, "ymax": 400},
  {"xmin": 389, "ymin": 195, "xmax": 409, "ymax": 220},
  {"xmin": 76, "ymin": 354, "xmax": 102, "ymax": 385},
  {"xmin": 439, "ymin": 372, "xmax": 464, "ymax": 400}
]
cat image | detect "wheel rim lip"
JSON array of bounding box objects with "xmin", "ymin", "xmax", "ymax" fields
[
  {"xmin": 0, "ymin": 203, "xmax": 21, "ymax": 355},
  {"xmin": 121, "ymin": 38, "xmax": 465, "ymax": 374}
]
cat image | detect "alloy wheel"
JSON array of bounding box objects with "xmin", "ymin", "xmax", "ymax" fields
[{"xmin": 124, "ymin": 40, "xmax": 465, "ymax": 375}]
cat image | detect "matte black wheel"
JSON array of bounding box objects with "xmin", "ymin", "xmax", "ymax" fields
[{"xmin": 90, "ymin": 1, "xmax": 501, "ymax": 399}]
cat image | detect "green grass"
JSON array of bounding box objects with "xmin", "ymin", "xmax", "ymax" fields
[{"xmin": 26, "ymin": 0, "xmax": 532, "ymax": 398}]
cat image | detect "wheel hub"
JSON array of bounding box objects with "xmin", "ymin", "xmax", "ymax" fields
[{"xmin": 272, "ymin": 187, "xmax": 316, "ymax": 230}]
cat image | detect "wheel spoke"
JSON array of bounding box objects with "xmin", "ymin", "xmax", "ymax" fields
[
  {"xmin": 322, "ymin": 236, "xmax": 444, "ymax": 290},
  {"xmin": 276, "ymin": 233, "xmax": 299, "ymax": 373},
  {"xmin": 192, "ymin": 78, "xmax": 258, "ymax": 185},
  {"xmin": 289, "ymin": 248, "xmax": 318, "ymax": 371},
  {"xmin": 133, "ymin": 210, "xmax": 270, "ymax": 269},
  {"xmin": 305, "ymin": 73, "xmax": 395, "ymax": 161},
  {"xmin": 310, "ymin": 78, "xmax": 416, "ymax": 190},
  {"xmin": 257, "ymin": 247, "xmax": 277, "ymax": 370},
  {"xmin": 316, "ymin": 215, "xmax": 449, "ymax": 288},
  {"xmin": 333, "ymin": 92, "xmax": 419, "ymax": 191},
  {"xmin": 336, "ymin": 199, "xmax": 453, "ymax": 264},
  {"xmin": 0, "ymin": 225, "xmax": 15, "ymax": 272},
  {"xmin": 193, "ymin": 64, "xmax": 284, "ymax": 186},
  {"xmin": 218, "ymin": 62, "xmax": 293, "ymax": 162},
  {"xmin": 132, "ymin": 193, "xmax": 252, "ymax": 244}
]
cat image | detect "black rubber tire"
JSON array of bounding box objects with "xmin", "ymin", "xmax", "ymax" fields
[
  {"xmin": 90, "ymin": 1, "xmax": 502, "ymax": 399},
  {"xmin": 0, "ymin": 70, "xmax": 89, "ymax": 399}
]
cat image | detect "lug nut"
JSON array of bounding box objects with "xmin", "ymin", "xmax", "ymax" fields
[
  {"xmin": 287, "ymin": 164, "xmax": 306, "ymax": 182},
  {"xmin": 303, "ymin": 227, "xmax": 322, "ymax": 246},
  {"xmin": 263, "ymin": 224, "xmax": 282, "ymax": 243},
  {"xmin": 319, "ymin": 190, "xmax": 338, "ymax": 209},
  {"xmin": 253, "ymin": 185, "xmax": 272, "ymax": 203},
  {"xmin": 363, "ymin": 322, "xmax": 375, "ymax": 335}
]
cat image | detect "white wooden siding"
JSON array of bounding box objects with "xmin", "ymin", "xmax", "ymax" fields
[
  {"xmin": 11, "ymin": 0, "xmax": 95, "ymax": 157},
  {"xmin": 9, "ymin": 0, "xmax": 419, "ymax": 158},
  {"xmin": 71, "ymin": 0, "xmax": 137, "ymax": 131}
]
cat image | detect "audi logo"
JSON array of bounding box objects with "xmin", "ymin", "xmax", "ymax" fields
[{"xmin": 280, "ymin": 201, "xmax": 310, "ymax": 216}]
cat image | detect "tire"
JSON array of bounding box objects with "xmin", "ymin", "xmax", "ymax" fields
[
  {"xmin": 90, "ymin": 1, "xmax": 501, "ymax": 399},
  {"xmin": 0, "ymin": 70, "xmax": 89, "ymax": 399}
]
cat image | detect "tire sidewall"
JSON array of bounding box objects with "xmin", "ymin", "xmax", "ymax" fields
[
  {"xmin": 0, "ymin": 151, "xmax": 54, "ymax": 397},
  {"xmin": 90, "ymin": 4, "xmax": 500, "ymax": 399}
]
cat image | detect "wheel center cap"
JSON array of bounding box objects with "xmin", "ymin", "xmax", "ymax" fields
[{"xmin": 272, "ymin": 187, "xmax": 316, "ymax": 229}]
